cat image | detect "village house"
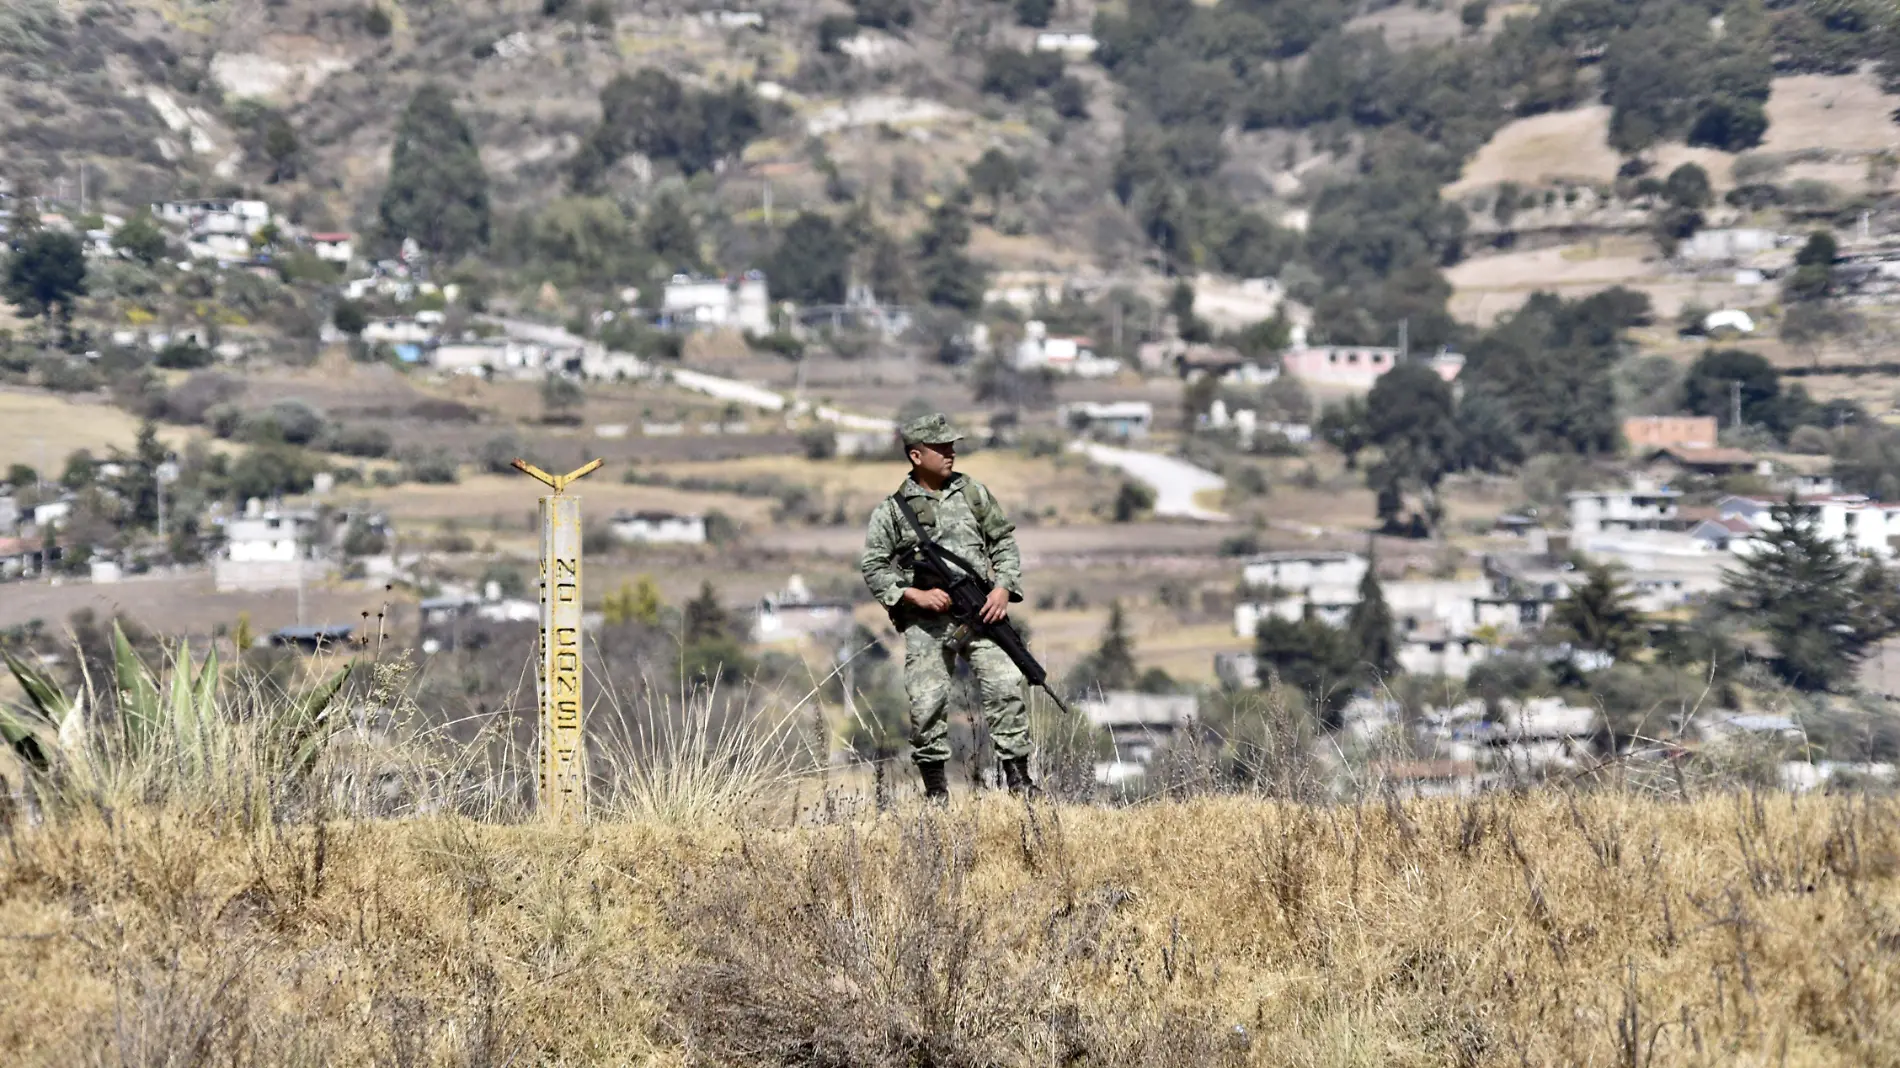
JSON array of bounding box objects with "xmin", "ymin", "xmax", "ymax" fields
[
  {"xmin": 1397, "ymin": 625, "xmax": 1491, "ymax": 679},
  {"xmin": 1677, "ymin": 228, "xmax": 1780, "ymax": 264},
  {"xmin": 1277, "ymin": 325, "xmax": 1465, "ymax": 392},
  {"xmin": 33, "ymin": 499, "xmax": 72, "ymax": 529},
  {"xmin": 753, "ymin": 575, "xmax": 855, "ymax": 644},
  {"xmin": 1566, "ymin": 480, "xmax": 1682, "ymax": 536},
  {"xmin": 1059, "ymin": 400, "xmax": 1154, "ymax": 440},
  {"xmin": 1719, "ymin": 493, "xmax": 1900, "ymax": 558},
  {"xmin": 0, "ymin": 535, "xmax": 38, "ymax": 579},
  {"xmin": 362, "ymin": 316, "xmax": 437, "ymax": 346},
  {"xmin": 701, "ymin": 10, "xmax": 764, "ymax": 28},
  {"xmin": 1241, "ymin": 550, "xmax": 1368, "ymax": 593},
  {"xmin": 1033, "ymin": 31, "xmax": 1098, "ymax": 56},
  {"xmin": 661, "ymin": 271, "xmax": 771, "ymax": 332},
  {"xmin": 153, "ymin": 198, "xmax": 271, "ymax": 236},
  {"xmin": 214, "ymin": 505, "xmax": 333, "ymax": 592},
  {"xmin": 308, "ymin": 232, "xmax": 354, "ymax": 264},
  {"xmin": 1641, "ymin": 445, "xmax": 1762, "ymax": 480},
  {"xmin": 1015, "ymin": 320, "xmax": 1121, "ymax": 378},
  {"xmin": 608, "ymin": 510, "xmax": 708, "ymax": 545},
  {"xmin": 1080, "ymin": 691, "xmax": 1199, "ymax": 769}
]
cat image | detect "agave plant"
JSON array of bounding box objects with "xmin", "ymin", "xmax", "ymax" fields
[{"xmin": 1, "ymin": 621, "xmax": 351, "ymax": 806}]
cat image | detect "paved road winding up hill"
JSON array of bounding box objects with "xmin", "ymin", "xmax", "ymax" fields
[{"xmin": 1068, "ymin": 442, "xmax": 1229, "ymax": 522}]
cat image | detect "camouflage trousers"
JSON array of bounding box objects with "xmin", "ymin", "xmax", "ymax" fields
[{"xmin": 902, "ymin": 617, "xmax": 1030, "ymax": 766}]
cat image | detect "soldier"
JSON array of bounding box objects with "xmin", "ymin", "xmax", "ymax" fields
[{"xmin": 860, "ymin": 412, "xmax": 1035, "ymax": 800}]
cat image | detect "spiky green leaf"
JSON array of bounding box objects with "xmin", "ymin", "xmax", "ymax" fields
[
  {"xmin": 112, "ymin": 621, "xmax": 160, "ymax": 755},
  {"xmin": 286, "ymin": 664, "xmax": 352, "ymax": 779}
]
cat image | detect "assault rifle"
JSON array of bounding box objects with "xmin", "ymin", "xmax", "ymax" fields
[{"xmin": 892, "ymin": 494, "xmax": 1073, "ymax": 717}]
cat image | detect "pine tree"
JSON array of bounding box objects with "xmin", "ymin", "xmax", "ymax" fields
[
  {"xmin": 1552, "ymin": 563, "xmax": 1644, "ymax": 659},
  {"xmin": 1727, "ymin": 498, "xmax": 1896, "ymax": 691},
  {"xmin": 1345, "ymin": 561, "xmax": 1398, "ymax": 680},
  {"xmin": 1091, "ymin": 601, "xmax": 1139, "ymax": 691},
  {"xmin": 1254, "ymin": 616, "xmax": 1357, "ymax": 727},
  {"xmin": 683, "ymin": 581, "xmax": 730, "ymax": 644},
  {"xmin": 378, "ymin": 84, "xmax": 491, "ymax": 260},
  {"xmin": 1067, "ymin": 600, "xmax": 1139, "ymax": 695}
]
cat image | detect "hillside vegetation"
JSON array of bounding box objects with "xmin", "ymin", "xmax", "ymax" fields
[{"xmin": 15, "ymin": 0, "xmax": 1900, "ymax": 340}]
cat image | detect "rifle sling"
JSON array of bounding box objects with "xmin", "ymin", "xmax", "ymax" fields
[{"xmin": 891, "ymin": 491, "xmax": 989, "ymax": 589}]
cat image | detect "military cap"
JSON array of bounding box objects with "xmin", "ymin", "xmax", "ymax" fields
[{"xmin": 899, "ymin": 412, "xmax": 963, "ymax": 447}]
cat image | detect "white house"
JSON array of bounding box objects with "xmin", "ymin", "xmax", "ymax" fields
[
  {"xmin": 1719, "ymin": 494, "xmax": 1900, "ymax": 558},
  {"xmin": 309, "ymin": 232, "xmax": 354, "ymax": 264},
  {"xmin": 1080, "ymin": 691, "xmax": 1199, "ymax": 767},
  {"xmin": 1567, "ymin": 480, "xmax": 1682, "ymax": 537},
  {"xmin": 1678, "ymin": 228, "xmax": 1779, "ymax": 264},
  {"xmin": 363, "ymin": 317, "xmax": 437, "ymax": 346},
  {"xmin": 753, "ymin": 575, "xmax": 854, "ymax": 643},
  {"xmin": 1033, "ymin": 31, "xmax": 1099, "ymax": 56},
  {"xmin": 214, "ymin": 507, "xmax": 330, "ymax": 592},
  {"xmin": 1397, "ymin": 626, "xmax": 1491, "ymax": 679},
  {"xmin": 1059, "ymin": 401, "xmax": 1154, "ymax": 440},
  {"xmin": 32, "ymin": 500, "xmax": 72, "ymax": 529},
  {"xmin": 431, "ymin": 340, "xmax": 581, "ymax": 377},
  {"xmin": 609, "ymin": 510, "xmax": 708, "ymax": 545},
  {"xmin": 223, "ymin": 509, "xmax": 317, "ymax": 562},
  {"xmin": 1241, "ymin": 550, "xmax": 1368, "ymax": 592},
  {"xmin": 702, "ymin": 10, "xmax": 764, "ymax": 28},
  {"xmin": 662, "ymin": 272, "xmax": 771, "ymax": 332},
  {"xmin": 154, "ymin": 199, "xmax": 271, "ymax": 236},
  {"xmin": 1016, "ymin": 320, "xmax": 1122, "ymax": 378}
]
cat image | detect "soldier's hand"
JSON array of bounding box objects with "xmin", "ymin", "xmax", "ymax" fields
[
  {"xmin": 904, "ymin": 587, "xmax": 952, "ymax": 613},
  {"xmin": 979, "ymin": 586, "xmax": 1010, "ymax": 623}
]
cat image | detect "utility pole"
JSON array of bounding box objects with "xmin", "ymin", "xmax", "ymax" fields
[
  {"xmin": 763, "ymin": 179, "xmax": 772, "ymax": 225},
  {"xmin": 513, "ymin": 456, "xmax": 604, "ymax": 823},
  {"xmin": 1399, "ymin": 318, "xmax": 1409, "ymax": 360},
  {"xmin": 1730, "ymin": 379, "xmax": 1743, "ymax": 432}
]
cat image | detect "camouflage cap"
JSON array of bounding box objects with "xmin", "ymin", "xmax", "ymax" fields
[{"xmin": 899, "ymin": 412, "xmax": 963, "ymax": 447}]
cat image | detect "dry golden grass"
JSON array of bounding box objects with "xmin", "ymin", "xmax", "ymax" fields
[
  {"xmin": 0, "ymin": 389, "xmax": 196, "ymax": 470},
  {"xmin": 644, "ymin": 451, "xmax": 1116, "ymax": 525},
  {"xmin": 4, "ymin": 792, "xmax": 1899, "ymax": 1064},
  {"xmin": 343, "ymin": 472, "xmax": 779, "ymax": 528}
]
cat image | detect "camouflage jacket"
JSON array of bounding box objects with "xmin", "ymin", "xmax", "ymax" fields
[{"xmin": 860, "ymin": 473, "xmax": 1023, "ymax": 625}]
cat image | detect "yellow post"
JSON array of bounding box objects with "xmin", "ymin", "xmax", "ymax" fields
[{"xmin": 513, "ymin": 457, "xmax": 603, "ymax": 821}]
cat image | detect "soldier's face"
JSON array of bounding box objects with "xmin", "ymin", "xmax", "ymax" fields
[{"xmin": 909, "ymin": 441, "xmax": 955, "ymax": 479}]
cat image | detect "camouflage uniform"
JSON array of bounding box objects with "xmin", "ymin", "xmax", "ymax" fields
[{"xmin": 860, "ymin": 416, "xmax": 1029, "ymax": 768}]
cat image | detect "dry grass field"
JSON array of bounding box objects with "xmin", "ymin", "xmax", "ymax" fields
[
  {"xmin": 0, "ymin": 389, "xmax": 197, "ymax": 470},
  {"xmin": 1446, "ymin": 72, "xmax": 1900, "ymax": 201},
  {"xmin": 1446, "ymin": 239, "xmax": 1760, "ymax": 325},
  {"xmin": 642, "ymin": 450, "xmax": 1122, "ymax": 526},
  {"xmin": 0, "ymin": 571, "xmax": 400, "ymax": 636},
  {"xmin": 1760, "ymin": 71, "xmax": 1900, "ymax": 156},
  {"xmin": 4, "ymin": 790, "xmax": 1898, "ymax": 1066},
  {"xmin": 343, "ymin": 472, "xmax": 777, "ymax": 529}
]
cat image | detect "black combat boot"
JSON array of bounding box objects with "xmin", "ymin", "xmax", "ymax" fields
[
  {"xmin": 919, "ymin": 762, "xmax": 950, "ymax": 803},
  {"xmin": 1002, "ymin": 756, "xmax": 1037, "ymax": 797}
]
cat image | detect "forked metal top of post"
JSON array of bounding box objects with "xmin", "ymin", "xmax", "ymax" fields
[{"xmin": 511, "ymin": 457, "xmax": 604, "ymax": 494}]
